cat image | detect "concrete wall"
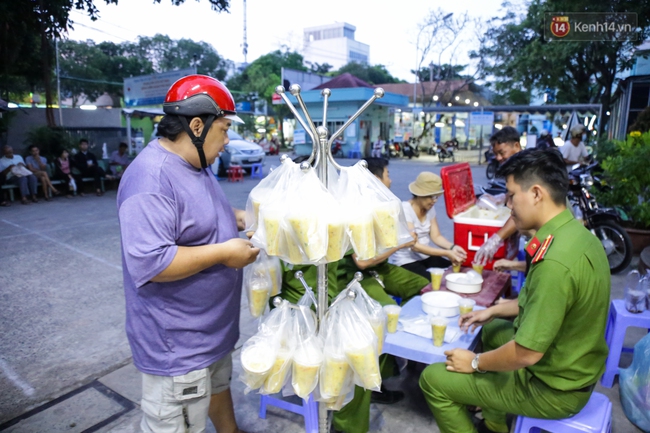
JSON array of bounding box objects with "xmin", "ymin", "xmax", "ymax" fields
[{"xmin": 4, "ymin": 107, "xmax": 124, "ymax": 154}]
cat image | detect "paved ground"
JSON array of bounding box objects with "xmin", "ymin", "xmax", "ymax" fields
[{"xmin": 0, "ymin": 153, "xmax": 644, "ymax": 432}]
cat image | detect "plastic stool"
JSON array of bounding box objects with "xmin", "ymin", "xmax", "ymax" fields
[
  {"xmin": 514, "ymin": 392, "xmax": 611, "ymax": 433},
  {"xmin": 259, "ymin": 394, "xmax": 317, "ymax": 433},
  {"xmin": 227, "ymin": 165, "xmax": 244, "ymax": 182},
  {"xmin": 601, "ymin": 299, "xmax": 650, "ymax": 387},
  {"xmin": 250, "ymin": 163, "xmax": 263, "ymax": 179}
]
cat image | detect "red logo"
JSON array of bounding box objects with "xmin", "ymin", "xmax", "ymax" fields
[{"xmin": 551, "ymin": 16, "xmax": 570, "ymax": 38}]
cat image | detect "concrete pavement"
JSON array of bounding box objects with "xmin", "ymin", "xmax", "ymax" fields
[{"xmin": 0, "ymin": 154, "xmax": 644, "ymax": 432}]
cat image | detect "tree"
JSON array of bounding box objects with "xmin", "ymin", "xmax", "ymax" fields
[
  {"xmin": 227, "ymin": 50, "xmax": 308, "ymax": 146},
  {"xmin": 411, "ymin": 9, "xmax": 477, "ymax": 143},
  {"xmin": 331, "ymin": 63, "xmax": 403, "ymax": 85},
  {"xmin": 472, "ymin": 0, "xmax": 650, "ymax": 132},
  {"xmin": 0, "ymin": 0, "xmax": 231, "ymax": 126}
]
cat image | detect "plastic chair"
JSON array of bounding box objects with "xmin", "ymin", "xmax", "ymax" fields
[
  {"xmin": 259, "ymin": 394, "xmax": 318, "ymax": 433},
  {"xmin": 250, "ymin": 163, "xmax": 263, "ymax": 179},
  {"xmin": 510, "ymin": 245, "xmax": 527, "ymax": 294},
  {"xmin": 514, "ymin": 392, "xmax": 611, "ymax": 433},
  {"xmin": 227, "ymin": 165, "xmax": 244, "ymax": 182},
  {"xmin": 347, "ymin": 141, "xmax": 362, "ymax": 159},
  {"xmin": 601, "ymin": 299, "xmax": 650, "ymax": 387}
]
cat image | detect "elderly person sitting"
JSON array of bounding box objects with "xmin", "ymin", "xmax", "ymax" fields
[
  {"xmin": 389, "ymin": 171, "xmax": 467, "ymax": 279},
  {"xmin": 0, "ymin": 145, "xmax": 39, "ymax": 204}
]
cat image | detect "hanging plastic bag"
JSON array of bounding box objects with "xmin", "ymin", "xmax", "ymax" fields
[
  {"xmin": 244, "ymin": 254, "xmax": 273, "ymax": 318},
  {"xmin": 290, "ymin": 303, "xmax": 323, "ymax": 399},
  {"xmin": 245, "ymin": 157, "xmax": 298, "ymax": 231},
  {"xmin": 318, "ymin": 306, "xmax": 355, "ymax": 402},
  {"xmin": 240, "ymin": 335, "xmax": 277, "ymax": 391},
  {"xmin": 337, "ymin": 162, "xmax": 411, "ymax": 259},
  {"xmin": 619, "ymin": 332, "xmax": 650, "ymax": 432},
  {"xmin": 349, "ymin": 281, "xmax": 387, "ymax": 355},
  {"xmin": 251, "ymin": 159, "xmax": 300, "ymax": 255},
  {"xmin": 330, "ymin": 293, "xmax": 381, "ymax": 392},
  {"xmin": 259, "ymin": 301, "xmax": 294, "ymax": 395}
]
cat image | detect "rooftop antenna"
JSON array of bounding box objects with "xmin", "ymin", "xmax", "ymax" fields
[{"xmin": 242, "ymin": 0, "xmax": 248, "ymax": 64}]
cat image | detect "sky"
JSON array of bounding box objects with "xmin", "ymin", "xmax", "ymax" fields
[{"xmin": 66, "ymin": 0, "xmax": 511, "ymax": 82}]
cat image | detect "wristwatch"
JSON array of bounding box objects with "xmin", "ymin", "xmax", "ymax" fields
[{"xmin": 471, "ymin": 354, "xmax": 487, "ymax": 373}]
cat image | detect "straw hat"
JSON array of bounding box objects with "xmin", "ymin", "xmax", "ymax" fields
[{"xmin": 409, "ymin": 172, "xmax": 444, "ymax": 196}]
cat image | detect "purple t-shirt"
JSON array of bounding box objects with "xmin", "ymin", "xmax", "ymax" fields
[{"xmin": 117, "ymin": 139, "xmax": 241, "ymax": 376}]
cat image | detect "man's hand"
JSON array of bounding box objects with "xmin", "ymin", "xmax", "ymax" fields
[
  {"xmin": 459, "ymin": 308, "xmax": 494, "ymax": 333},
  {"xmin": 232, "ymin": 208, "xmax": 247, "ymax": 231},
  {"xmin": 221, "ymin": 238, "xmax": 259, "ymax": 268},
  {"xmin": 444, "ymin": 348, "xmax": 475, "ymax": 373},
  {"xmin": 399, "ymin": 232, "xmax": 417, "ymax": 250},
  {"xmin": 474, "ymin": 233, "xmax": 503, "ymax": 265}
]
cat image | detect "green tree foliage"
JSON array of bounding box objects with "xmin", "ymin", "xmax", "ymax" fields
[
  {"xmin": 0, "ymin": 0, "xmax": 230, "ymax": 126},
  {"xmin": 472, "ymin": 0, "xmax": 650, "ymax": 126},
  {"xmin": 331, "ymin": 63, "xmax": 404, "ymax": 85},
  {"xmin": 227, "ymin": 50, "xmax": 308, "ymax": 146}
]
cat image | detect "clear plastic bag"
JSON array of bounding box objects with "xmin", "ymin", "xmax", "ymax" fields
[
  {"xmin": 328, "ymin": 291, "xmax": 382, "ymax": 392},
  {"xmin": 624, "ymin": 270, "xmax": 646, "ymax": 313},
  {"xmin": 290, "ymin": 303, "xmax": 323, "ymax": 399},
  {"xmin": 336, "ymin": 162, "xmax": 411, "ymax": 259},
  {"xmin": 245, "ymin": 157, "xmax": 298, "ymax": 231},
  {"xmin": 243, "ymin": 251, "xmax": 279, "ymax": 318},
  {"xmin": 318, "ymin": 306, "xmax": 354, "ymax": 402},
  {"xmin": 349, "ymin": 281, "xmax": 387, "ymax": 355},
  {"xmin": 619, "ymin": 332, "xmax": 650, "ymax": 432}
]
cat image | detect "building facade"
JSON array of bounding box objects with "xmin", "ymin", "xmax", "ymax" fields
[{"xmin": 303, "ymin": 23, "xmax": 369, "ymax": 71}]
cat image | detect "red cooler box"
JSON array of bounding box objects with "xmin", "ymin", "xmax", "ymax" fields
[{"xmin": 440, "ymin": 163, "xmax": 519, "ymax": 270}]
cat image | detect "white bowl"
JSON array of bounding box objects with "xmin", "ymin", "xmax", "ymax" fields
[
  {"xmin": 445, "ymin": 273, "xmax": 483, "ymax": 294},
  {"xmin": 421, "ymin": 291, "xmax": 463, "ymax": 317}
]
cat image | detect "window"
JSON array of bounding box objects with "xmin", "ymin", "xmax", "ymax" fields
[{"xmin": 349, "ymin": 51, "xmax": 368, "ymax": 63}]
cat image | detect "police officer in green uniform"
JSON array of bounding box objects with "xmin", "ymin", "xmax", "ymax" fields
[{"xmin": 419, "ymin": 148, "xmax": 610, "ymax": 433}]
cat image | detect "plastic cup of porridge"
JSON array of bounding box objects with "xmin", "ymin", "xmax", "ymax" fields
[
  {"xmin": 326, "ymin": 220, "xmax": 347, "ymax": 262},
  {"xmin": 346, "ymin": 345, "xmax": 381, "ymax": 390},
  {"xmin": 458, "ymin": 298, "xmax": 476, "ymax": 315},
  {"xmin": 472, "ymin": 261, "xmax": 484, "ymax": 274},
  {"xmin": 383, "ymin": 305, "xmax": 401, "ymax": 333},
  {"xmin": 241, "ymin": 344, "xmax": 274, "ymax": 389},
  {"xmin": 428, "ymin": 267, "xmax": 445, "ymax": 290},
  {"xmin": 368, "ymin": 318, "xmax": 385, "ymax": 354},
  {"xmin": 292, "ymin": 346, "xmax": 323, "ymax": 399},
  {"xmin": 430, "ymin": 316, "xmax": 448, "ymax": 347},
  {"xmin": 262, "ymin": 211, "xmax": 282, "ymax": 255},
  {"xmin": 321, "ymin": 354, "xmax": 350, "ymax": 397},
  {"xmin": 373, "ymin": 202, "xmax": 400, "ymax": 249},
  {"xmin": 348, "ymin": 214, "xmax": 376, "ymax": 260},
  {"xmin": 263, "ymin": 348, "xmax": 292, "ymax": 394},
  {"xmin": 452, "ymin": 263, "xmax": 462, "ymax": 273},
  {"xmin": 249, "ymin": 284, "xmax": 270, "ymax": 318}
]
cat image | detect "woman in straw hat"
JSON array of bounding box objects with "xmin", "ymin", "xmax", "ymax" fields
[{"xmin": 389, "ymin": 171, "xmax": 467, "ymax": 278}]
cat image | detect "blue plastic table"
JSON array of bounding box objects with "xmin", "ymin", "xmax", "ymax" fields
[{"xmin": 383, "ymin": 295, "xmax": 484, "ymax": 364}]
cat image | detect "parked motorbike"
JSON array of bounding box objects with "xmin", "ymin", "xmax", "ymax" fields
[
  {"xmin": 402, "ymin": 141, "xmax": 420, "ymax": 159},
  {"xmin": 385, "ymin": 141, "xmax": 400, "ymax": 158},
  {"xmin": 479, "ymin": 162, "xmax": 632, "ymax": 274},
  {"xmin": 331, "ymin": 141, "xmax": 344, "ymax": 158},
  {"xmin": 485, "ymin": 148, "xmax": 498, "ymax": 179},
  {"xmin": 436, "ymin": 139, "xmax": 457, "ymax": 162}
]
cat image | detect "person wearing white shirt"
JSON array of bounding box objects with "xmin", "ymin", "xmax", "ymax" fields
[
  {"xmin": 389, "ymin": 171, "xmax": 467, "ymax": 278},
  {"xmin": 0, "ymin": 145, "xmax": 39, "ymax": 204},
  {"xmin": 561, "ymin": 127, "xmax": 589, "ymax": 169}
]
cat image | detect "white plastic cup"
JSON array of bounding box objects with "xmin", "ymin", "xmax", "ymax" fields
[
  {"xmin": 428, "ymin": 267, "xmax": 445, "ymax": 290},
  {"xmin": 430, "ymin": 316, "xmax": 449, "ymax": 347},
  {"xmin": 383, "ymin": 305, "xmax": 401, "ymax": 333},
  {"xmin": 458, "ymin": 298, "xmax": 476, "ymax": 315}
]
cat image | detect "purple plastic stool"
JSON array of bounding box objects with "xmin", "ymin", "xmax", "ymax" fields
[
  {"xmin": 601, "ymin": 299, "xmax": 650, "ymax": 387},
  {"xmin": 259, "ymin": 393, "xmax": 318, "ymax": 433},
  {"xmin": 514, "ymin": 392, "xmax": 611, "ymax": 433}
]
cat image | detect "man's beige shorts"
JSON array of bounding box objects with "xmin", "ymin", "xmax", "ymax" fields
[{"xmin": 140, "ymin": 353, "xmax": 233, "ymax": 433}]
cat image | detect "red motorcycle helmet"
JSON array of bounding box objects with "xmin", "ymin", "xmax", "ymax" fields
[{"xmin": 163, "ymin": 74, "xmax": 242, "ymax": 123}]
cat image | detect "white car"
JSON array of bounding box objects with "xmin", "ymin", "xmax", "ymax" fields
[{"xmin": 225, "ymin": 130, "xmax": 266, "ymax": 169}]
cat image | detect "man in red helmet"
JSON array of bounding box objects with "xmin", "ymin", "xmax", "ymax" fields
[{"xmin": 117, "ymin": 75, "xmax": 259, "ymax": 433}]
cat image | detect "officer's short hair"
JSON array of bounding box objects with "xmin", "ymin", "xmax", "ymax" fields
[
  {"xmin": 363, "ymin": 157, "xmax": 389, "ymax": 179},
  {"xmin": 490, "ymin": 127, "xmax": 520, "ymax": 145},
  {"xmin": 497, "ymin": 148, "xmax": 568, "ymax": 205}
]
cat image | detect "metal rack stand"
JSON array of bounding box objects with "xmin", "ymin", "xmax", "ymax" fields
[{"xmin": 274, "ymin": 84, "xmax": 384, "ymax": 433}]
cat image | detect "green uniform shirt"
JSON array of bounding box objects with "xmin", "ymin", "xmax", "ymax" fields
[{"xmin": 513, "ymin": 209, "xmax": 610, "ymax": 391}]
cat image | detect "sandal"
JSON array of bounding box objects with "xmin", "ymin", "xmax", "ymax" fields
[{"xmin": 0, "ymin": 201, "xmax": 10, "ymax": 207}]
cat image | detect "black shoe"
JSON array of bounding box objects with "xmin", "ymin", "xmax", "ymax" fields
[{"xmin": 370, "ymin": 386, "xmax": 405, "ymax": 405}]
